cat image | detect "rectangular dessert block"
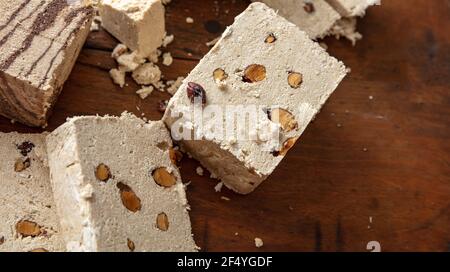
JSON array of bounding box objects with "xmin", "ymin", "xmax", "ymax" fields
[
  {"xmin": 100, "ymin": 0, "xmax": 165, "ymax": 58},
  {"xmin": 253, "ymin": 0, "xmax": 341, "ymax": 39},
  {"xmin": 46, "ymin": 113, "xmax": 197, "ymax": 252},
  {"xmin": 163, "ymin": 3, "xmax": 347, "ymax": 194},
  {"xmin": 0, "ymin": 132, "xmax": 63, "ymax": 252},
  {"xmin": 325, "ymin": 0, "xmax": 380, "ymax": 17},
  {"xmin": 0, "ymin": 0, "xmax": 93, "ymax": 127}
]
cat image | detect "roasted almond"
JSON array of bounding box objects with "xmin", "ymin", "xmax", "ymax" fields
[
  {"xmin": 288, "ymin": 72, "xmax": 303, "ymax": 88},
  {"xmin": 14, "ymin": 158, "xmax": 30, "ymax": 172},
  {"xmin": 0, "ymin": 236, "xmax": 4, "ymax": 245},
  {"xmin": 269, "ymin": 108, "xmax": 298, "ymax": 132},
  {"xmin": 272, "ymin": 137, "xmax": 299, "ymax": 156},
  {"xmin": 156, "ymin": 212, "xmax": 169, "ymax": 231},
  {"xmin": 169, "ymin": 148, "xmax": 183, "ymax": 165},
  {"xmin": 95, "ymin": 163, "xmax": 111, "ymax": 182},
  {"xmin": 152, "ymin": 167, "xmax": 177, "ymax": 188},
  {"xmin": 127, "ymin": 238, "xmax": 135, "ymax": 252},
  {"xmin": 29, "ymin": 248, "xmax": 48, "ymax": 252},
  {"xmin": 16, "ymin": 220, "xmax": 41, "ymax": 237},
  {"xmin": 264, "ymin": 33, "xmax": 277, "ymax": 43},
  {"xmin": 117, "ymin": 182, "xmax": 142, "ymax": 212},
  {"xmin": 243, "ymin": 64, "xmax": 266, "ymax": 83},
  {"xmin": 213, "ymin": 68, "xmax": 228, "ymax": 82}
]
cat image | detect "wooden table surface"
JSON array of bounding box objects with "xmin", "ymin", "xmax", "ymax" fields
[{"xmin": 1, "ymin": 0, "xmax": 449, "ymax": 252}]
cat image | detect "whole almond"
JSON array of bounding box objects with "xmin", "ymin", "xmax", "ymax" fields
[
  {"xmin": 288, "ymin": 72, "xmax": 303, "ymax": 88},
  {"xmin": 156, "ymin": 213, "xmax": 169, "ymax": 231},
  {"xmin": 16, "ymin": 220, "xmax": 41, "ymax": 237},
  {"xmin": 272, "ymin": 137, "xmax": 299, "ymax": 156},
  {"xmin": 169, "ymin": 148, "xmax": 183, "ymax": 165},
  {"xmin": 95, "ymin": 163, "xmax": 111, "ymax": 182},
  {"xmin": 117, "ymin": 182, "xmax": 142, "ymax": 212},
  {"xmin": 264, "ymin": 33, "xmax": 277, "ymax": 43},
  {"xmin": 29, "ymin": 248, "xmax": 48, "ymax": 252},
  {"xmin": 152, "ymin": 167, "xmax": 177, "ymax": 188},
  {"xmin": 127, "ymin": 238, "xmax": 135, "ymax": 252},
  {"xmin": 270, "ymin": 108, "xmax": 298, "ymax": 132},
  {"xmin": 243, "ymin": 64, "xmax": 266, "ymax": 83},
  {"xmin": 14, "ymin": 158, "xmax": 30, "ymax": 172},
  {"xmin": 213, "ymin": 68, "xmax": 228, "ymax": 82}
]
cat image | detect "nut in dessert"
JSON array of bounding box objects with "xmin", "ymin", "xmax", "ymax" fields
[
  {"xmin": 152, "ymin": 167, "xmax": 177, "ymax": 187},
  {"xmin": 156, "ymin": 212, "xmax": 169, "ymax": 231},
  {"xmin": 29, "ymin": 248, "xmax": 48, "ymax": 252},
  {"xmin": 264, "ymin": 33, "xmax": 277, "ymax": 43},
  {"xmin": 243, "ymin": 64, "xmax": 266, "ymax": 83},
  {"xmin": 95, "ymin": 163, "xmax": 111, "ymax": 182},
  {"xmin": 14, "ymin": 158, "xmax": 30, "ymax": 172},
  {"xmin": 117, "ymin": 182, "xmax": 142, "ymax": 212},
  {"xmin": 272, "ymin": 137, "xmax": 299, "ymax": 156},
  {"xmin": 213, "ymin": 68, "xmax": 228, "ymax": 82},
  {"xmin": 127, "ymin": 238, "xmax": 135, "ymax": 251},
  {"xmin": 16, "ymin": 220, "xmax": 42, "ymax": 237},
  {"xmin": 288, "ymin": 72, "xmax": 303, "ymax": 88},
  {"xmin": 169, "ymin": 148, "xmax": 183, "ymax": 165},
  {"xmin": 186, "ymin": 82, "xmax": 207, "ymax": 105},
  {"xmin": 269, "ymin": 108, "xmax": 298, "ymax": 132}
]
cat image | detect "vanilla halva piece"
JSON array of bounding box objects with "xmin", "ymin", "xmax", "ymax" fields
[
  {"xmin": 100, "ymin": 0, "xmax": 165, "ymax": 58},
  {"xmin": 46, "ymin": 113, "xmax": 197, "ymax": 252},
  {"xmin": 253, "ymin": 0, "xmax": 341, "ymax": 39},
  {"xmin": 0, "ymin": 0, "xmax": 93, "ymax": 126},
  {"xmin": 325, "ymin": 0, "xmax": 379, "ymax": 17},
  {"xmin": 163, "ymin": 3, "xmax": 347, "ymax": 194},
  {"xmin": 0, "ymin": 133, "xmax": 63, "ymax": 252}
]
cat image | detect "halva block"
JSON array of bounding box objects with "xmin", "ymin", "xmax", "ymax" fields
[
  {"xmin": 163, "ymin": 3, "xmax": 347, "ymax": 194},
  {"xmin": 46, "ymin": 113, "xmax": 197, "ymax": 251}
]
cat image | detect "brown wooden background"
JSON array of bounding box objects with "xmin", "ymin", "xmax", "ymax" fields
[{"xmin": 1, "ymin": 0, "xmax": 449, "ymax": 252}]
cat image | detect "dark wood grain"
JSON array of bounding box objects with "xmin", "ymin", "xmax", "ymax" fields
[{"xmin": 0, "ymin": 0, "xmax": 449, "ymax": 252}]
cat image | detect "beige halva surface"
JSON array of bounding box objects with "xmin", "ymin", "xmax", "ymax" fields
[
  {"xmin": 0, "ymin": 133, "xmax": 63, "ymax": 252},
  {"xmin": 255, "ymin": 0, "xmax": 378, "ymax": 44},
  {"xmin": 163, "ymin": 3, "xmax": 347, "ymax": 194},
  {"xmin": 46, "ymin": 113, "xmax": 197, "ymax": 252},
  {"xmin": 326, "ymin": 0, "xmax": 380, "ymax": 17},
  {"xmin": 254, "ymin": 0, "xmax": 341, "ymax": 39},
  {"xmin": 100, "ymin": 0, "xmax": 165, "ymax": 58},
  {"xmin": 0, "ymin": 0, "xmax": 93, "ymax": 127}
]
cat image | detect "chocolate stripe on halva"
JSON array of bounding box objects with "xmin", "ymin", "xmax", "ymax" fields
[
  {"xmin": 39, "ymin": 7, "xmax": 93, "ymax": 87},
  {"xmin": 0, "ymin": 0, "xmax": 32, "ymax": 32},
  {"xmin": 0, "ymin": 0, "xmax": 68, "ymax": 71},
  {"xmin": 0, "ymin": 1, "xmax": 46, "ymax": 49},
  {"xmin": 24, "ymin": 5, "xmax": 92, "ymax": 80},
  {"xmin": 23, "ymin": 40, "xmax": 56, "ymax": 77}
]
